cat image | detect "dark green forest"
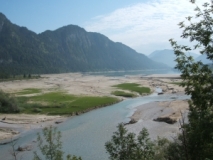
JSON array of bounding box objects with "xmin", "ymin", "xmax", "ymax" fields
[{"xmin": 0, "ymin": 13, "xmax": 169, "ymax": 78}]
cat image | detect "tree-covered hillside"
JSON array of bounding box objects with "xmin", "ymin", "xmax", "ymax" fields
[{"xmin": 0, "ymin": 13, "xmax": 169, "ymax": 77}]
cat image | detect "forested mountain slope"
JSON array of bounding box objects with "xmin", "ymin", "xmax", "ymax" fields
[{"xmin": 0, "ymin": 13, "xmax": 169, "ymax": 76}]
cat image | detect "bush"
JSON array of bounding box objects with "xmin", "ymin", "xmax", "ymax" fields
[
  {"xmin": 33, "ymin": 108, "xmax": 42, "ymax": 113},
  {"xmin": 33, "ymin": 126, "xmax": 82, "ymax": 160},
  {"xmin": 0, "ymin": 90, "xmax": 20, "ymax": 113},
  {"xmin": 105, "ymin": 123, "xmax": 155, "ymax": 160},
  {"xmin": 111, "ymin": 91, "xmax": 136, "ymax": 97}
]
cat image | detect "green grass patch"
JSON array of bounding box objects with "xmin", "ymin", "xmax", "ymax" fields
[
  {"xmin": 29, "ymin": 92, "xmax": 76, "ymax": 102},
  {"xmin": 113, "ymin": 83, "xmax": 151, "ymax": 95},
  {"xmin": 111, "ymin": 91, "xmax": 136, "ymax": 97},
  {"xmin": 16, "ymin": 88, "xmax": 42, "ymax": 95},
  {"xmin": 169, "ymin": 82, "xmax": 182, "ymax": 85},
  {"xmin": 16, "ymin": 92, "xmax": 119, "ymax": 115}
]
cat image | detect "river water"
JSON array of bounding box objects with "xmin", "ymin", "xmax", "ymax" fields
[{"xmin": 0, "ymin": 92, "xmax": 189, "ymax": 160}]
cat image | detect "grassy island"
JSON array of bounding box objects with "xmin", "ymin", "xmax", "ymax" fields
[
  {"xmin": 112, "ymin": 83, "xmax": 151, "ymax": 96},
  {"xmin": 111, "ymin": 91, "xmax": 136, "ymax": 97}
]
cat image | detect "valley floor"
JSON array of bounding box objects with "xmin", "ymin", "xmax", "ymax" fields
[{"xmin": 0, "ymin": 73, "xmax": 186, "ymax": 141}]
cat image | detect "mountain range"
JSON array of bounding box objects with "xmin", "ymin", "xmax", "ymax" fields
[
  {"xmin": 148, "ymin": 49, "xmax": 212, "ymax": 68},
  {"xmin": 0, "ymin": 12, "xmax": 169, "ymax": 77}
]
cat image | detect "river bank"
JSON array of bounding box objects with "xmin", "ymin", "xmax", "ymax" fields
[
  {"xmin": 0, "ymin": 114, "xmax": 65, "ymax": 142},
  {"xmin": 126, "ymin": 96, "xmax": 189, "ymax": 139},
  {"xmin": 0, "ymin": 73, "xmax": 185, "ymax": 142}
]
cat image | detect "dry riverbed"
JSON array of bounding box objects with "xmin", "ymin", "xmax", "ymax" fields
[
  {"xmin": 126, "ymin": 99, "xmax": 189, "ymax": 139},
  {"xmin": 0, "ymin": 114, "xmax": 64, "ymax": 141},
  {"xmin": 0, "ymin": 73, "xmax": 186, "ymax": 141}
]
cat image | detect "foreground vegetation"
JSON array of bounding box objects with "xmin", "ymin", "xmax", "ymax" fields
[
  {"xmin": 31, "ymin": 124, "xmax": 170, "ymax": 160},
  {"xmin": 33, "ymin": 126, "xmax": 82, "ymax": 160},
  {"xmin": 168, "ymin": 1, "xmax": 213, "ymax": 159},
  {"xmin": 113, "ymin": 83, "xmax": 151, "ymax": 95}
]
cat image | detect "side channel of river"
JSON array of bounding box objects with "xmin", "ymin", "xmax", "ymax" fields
[{"xmin": 0, "ymin": 92, "xmax": 189, "ymax": 160}]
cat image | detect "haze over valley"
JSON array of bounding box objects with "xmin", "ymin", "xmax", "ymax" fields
[{"xmin": 148, "ymin": 49, "xmax": 212, "ymax": 68}]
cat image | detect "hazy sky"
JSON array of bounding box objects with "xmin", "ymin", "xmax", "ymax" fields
[{"xmin": 0, "ymin": 0, "xmax": 204, "ymax": 55}]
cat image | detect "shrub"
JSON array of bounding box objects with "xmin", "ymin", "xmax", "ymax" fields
[
  {"xmin": 0, "ymin": 90, "xmax": 20, "ymax": 113},
  {"xmin": 33, "ymin": 108, "xmax": 42, "ymax": 113}
]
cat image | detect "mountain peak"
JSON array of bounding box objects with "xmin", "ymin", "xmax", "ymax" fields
[
  {"xmin": 56, "ymin": 24, "xmax": 86, "ymax": 32},
  {"xmin": 40, "ymin": 24, "xmax": 86, "ymax": 36},
  {"xmin": 0, "ymin": 13, "xmax": 9, "ymax": 33},
  {"xmin": 0, "ymin": 12, "xmax": 7, "ymax": 20}
]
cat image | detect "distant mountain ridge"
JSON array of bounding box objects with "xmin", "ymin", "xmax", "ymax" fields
[
  {"xmin": 195, "ymin": 54, "xmax": 212, "ymax": 64},
  {"xmin": 0, "ymin": 12, "xmax": 170, "ymax": 76},
  {"xmin": 148, "ymin": 49, "xmax": 199, "ymax": 68}
]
